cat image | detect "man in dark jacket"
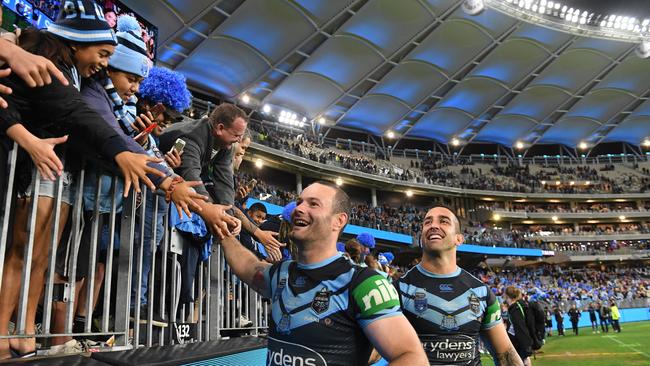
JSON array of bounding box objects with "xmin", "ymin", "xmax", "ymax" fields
[
  {"xmin": 504, "ymin": 286, "xmax": 534, "ymax": 366},
  {"xmin": 159, "ymin": 103, "xmax": 245, "ymax": 238},
  {"xmin": 600, "ymin": 303, "xmax": 611, "ymax": 333},
  {"xmin": 553, "ymin": 305, "xmax": 565, "ymax": 336},
  {"xmin": 568, "ymin": 304, "xmax": 581, "ymax": 335}
]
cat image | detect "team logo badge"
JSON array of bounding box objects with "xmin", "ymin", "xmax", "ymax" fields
[
  {"xmin": 414, "ymin": 291, "xmax": 428, "ymax": 314},
  {"xmin": 468, "ymin": 292, "xmax": 481, "ymax": 315},
  {"xmin": 277, "ymin": 313, "xmax": 291, "ymax": 335},
  {"xmin": 274, "ymin": 278, "xmax": 286, "ymax": 302},
  {"xmin": 311, "ymin": 287, "xmax": 331, "ymax": 314},
  {"xmin": 441, "ymin": 314, "xmax": 459, "ymax": 331}
]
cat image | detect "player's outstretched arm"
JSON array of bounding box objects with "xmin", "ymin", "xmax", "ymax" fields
[
  {"xmin": 482, "ymin": 323, "xmax": 524, "ymax": 366},
  {"xmin": 220, "ymin": 235, "xmax": 272, "ymax": 298},
  {"xmin": 364, "ymin": 315, "xmax": 428, "ymax": 365}
]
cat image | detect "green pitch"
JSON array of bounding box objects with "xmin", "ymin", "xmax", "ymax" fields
[{"xmin": 481, "ymin": 321, "xmax": 650, "ymax": 366}]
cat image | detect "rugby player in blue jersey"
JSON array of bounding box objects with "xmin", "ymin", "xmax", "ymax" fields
[
  {"xmin": 220, "ymin": 181, "xmax": 427, "ymax": 366},
  {"xmin": 395, "ymin": 206, "xmax": 524, "ymax": 366}
]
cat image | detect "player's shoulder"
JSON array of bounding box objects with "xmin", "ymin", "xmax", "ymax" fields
[{"xmin": 458, "ymin": 267, "xmax": 489, "ymax": 288}]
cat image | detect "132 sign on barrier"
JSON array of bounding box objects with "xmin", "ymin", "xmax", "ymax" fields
[{"xmin": 172, "ymin": 322, "xmax": 197, "ymax": 344}]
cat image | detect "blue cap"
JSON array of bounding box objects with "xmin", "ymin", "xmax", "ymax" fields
[
  {"xmin": 336, "ymin": 242, "xmax": 346, "ymax": 253},
  {"xmin": 282, "ymin": 201, "xmax": 297, "ymax": 222},
  {"xmin": 356, "ymin": 232, "xmax": 375, "ymax": 249},
  {"xmin": 47, "ymin": 0, "xmax": 117, "ymax": 45},
  {"xmin": 108, "ymin": 15, "xmax": 150, "ymax": 77},
  {"xmin": 378, "ymin": 254, "xmax": 388, "ymax": 265}
]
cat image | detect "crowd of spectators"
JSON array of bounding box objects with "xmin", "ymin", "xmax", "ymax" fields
[
  {"xmin": 29, "ymin": 0, "xmax": 60, "ymax": 20},
  {"xmin": 475, "ymin": 265, "xmax": 650, "ymax": 309},
  {"xmin": 249, "ymin": 123, "xmax": 650, "ymax": 194}
]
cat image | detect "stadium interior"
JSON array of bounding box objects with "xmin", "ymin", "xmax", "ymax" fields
[{"xmin": 0, "ymin": 0, "xmax": 649, "ymax": 365}]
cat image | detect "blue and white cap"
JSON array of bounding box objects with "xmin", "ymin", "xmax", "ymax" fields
[
  {"xmin": 108, "ymin": 15, "xmax": 150, "ymax": 77},
  {"xmin": 47, "ymin": 0, "xmax": 117, "ymax": 45}
]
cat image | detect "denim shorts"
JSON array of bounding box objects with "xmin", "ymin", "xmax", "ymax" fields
[{"xmin": 23, "ymin": 170, "xmax": 77, "ymax": 206}]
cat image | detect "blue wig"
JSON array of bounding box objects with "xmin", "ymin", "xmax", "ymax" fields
[
  {"xmin": 138, "ymin": 66, "xmax": 192, "ymax": 112},
  {"xmin": 356, "ymin": 232, "xmax": 375, "ymax": 249}
]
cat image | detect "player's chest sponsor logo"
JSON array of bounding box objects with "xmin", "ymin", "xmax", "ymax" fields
[
  {"xmin": 311, "ymin": 287, "xmax": 331, "ymax": 314},
  {"xmin": 268, "ymin": 337, "xmax": 328, "ymax": 366},
  {"xmin": 420, "ymin": 334, "xmax": 476, "ymax": 365}
]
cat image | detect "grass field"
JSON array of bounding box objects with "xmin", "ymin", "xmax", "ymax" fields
[{"xmin": 481, "ymin": 321, "xmax": 650, "ymax": 366}]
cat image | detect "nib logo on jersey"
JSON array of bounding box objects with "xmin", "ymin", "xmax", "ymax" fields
[
  {"xmin": 420, "ymin": 334, "xmax": 476, "ymax": 364},
  {"xmin": 267, "ymin": 337, "xmax": 328, "ymax": 366}
]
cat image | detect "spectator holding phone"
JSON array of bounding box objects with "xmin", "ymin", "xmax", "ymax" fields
[{"xmin": 159, "ymin": 103, "xmax": 244, "ymax": 239}]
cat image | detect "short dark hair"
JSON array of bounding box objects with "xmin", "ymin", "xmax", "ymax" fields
[
  {"xmin": 248, "ymin": 202, "xmax": 267, "ymax": 214},
  {"xmin": 313, "ymin": 180, "xmax": 351, "ymax": 219},
  {"xmin": 209, "ymin": 103, "xmax": 247, "ymax": 128}
]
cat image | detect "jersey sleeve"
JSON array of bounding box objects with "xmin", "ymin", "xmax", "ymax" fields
[
  {"xmin": 482, "ymin": 286, "xmax": 502, "ymax": 330},
  {"xmin": 351, "ymin": 268, "xmax": 402, "ymax": 328}
]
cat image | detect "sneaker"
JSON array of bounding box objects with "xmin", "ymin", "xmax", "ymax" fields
[{"xmin": 46, "ymin": 339, "xmax": 84, "ymax": 355}]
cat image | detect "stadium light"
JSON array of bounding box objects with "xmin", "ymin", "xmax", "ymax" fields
[
  {"xmin": 551, "ymin": 216, "xmax": 558, "ymax": 221},
  {"xmin": 240, "ymin": 94, "xmax": 250, "ymax": 104},
  {"xmin": 386, "ymin": 131, "xmax": 395, "ymax": 139},
  {"xmin": 585, "ymin": 181, "xmax": 590, "ymax": 185},
  {"xmin": 555, "ymin": 181, "xmax": 561, "ymax": 185},
  {"xmin": 540, "ymin": 180, "xmax": 546, "ymax": 185},
  {"xmin": 515, "ymin": 141, "xmax": 524, "ymax": 149},
  {"xmin": 578, "ymin": 141, "xmax": 588, "ymax": 150},
  {"xmin": 461, "ymin": 0, "xmax": 485, "ymax": 15},
  {"xmin": 262, "ymin": 104, "xmax": 271, "ymax": 113},
  {"xmin": 493, "ymin": 214, "xmax": 501, "ymax": 221},
  {"xmin": 569, "ymin": 181, "xmax": 575, "ymax": 185},
  {"xmin": 619, "ymin": 215, "xmax": 626, "ymax": 220},
  {"xmin": 254, "ymin": 158, "xmax": 264, "ymax": 169},
  {"xmin": 642, "ymin": 139, "xmax": 650, "ymax": 147},
  {"xmin": 406, "ymin": 190, "xmax": 414, "ymax": 197},
  {"xmin": 318, "ymin": 117, "xmax": 326, "ymax": 125},
  {"xmin": 451, "ymin": 138, "xmax": 460, "ymax": 147},
  {"xmin": 335, "ymin": 177, "xmax": 343, "ymax": 186}
]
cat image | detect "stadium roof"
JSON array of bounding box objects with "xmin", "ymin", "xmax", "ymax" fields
[{"xmin": 132, "ymin": 0, "xmax": 650, "ymax": 149}]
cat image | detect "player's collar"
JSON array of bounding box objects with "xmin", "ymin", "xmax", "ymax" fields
[
  {"xmin": 416, "ymin": 264, "xmax": 461, "ymax": 278},
  {"xmin": 297, "ymin": 253, "xmax": 342, "ymax": 270}
]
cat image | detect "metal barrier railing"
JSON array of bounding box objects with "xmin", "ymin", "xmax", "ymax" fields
[{"xmin": 0, "ymin": 142, "xmax": 268, "ymax": 357}]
